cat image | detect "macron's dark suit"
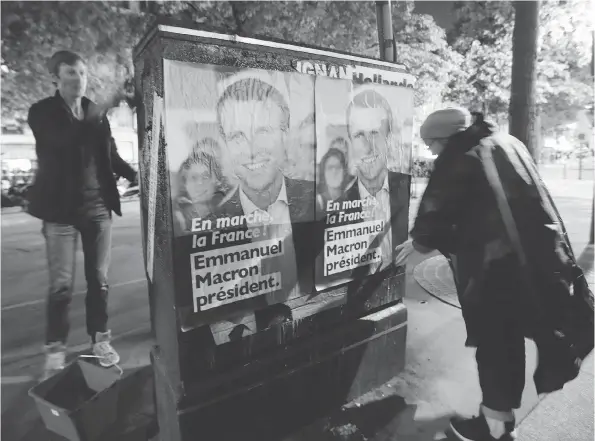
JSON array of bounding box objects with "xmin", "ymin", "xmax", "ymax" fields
[
  {"xmin": 213, "ymin": 176, "xmax": 316, "ymax": 327},
  {"xmin": 332, "ymin": 170, "xmax": 411, "ymax": 279}
]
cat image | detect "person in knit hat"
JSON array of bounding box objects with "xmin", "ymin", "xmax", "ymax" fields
[
  {"xmin": 394, "ymin": 108, "xmax": 592, "ymax": 440},
  {"xmin": 419, "ymin": 106, "xmax": 473, "ymax": 156}
]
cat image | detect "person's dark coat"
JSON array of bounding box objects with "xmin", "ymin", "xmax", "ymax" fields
[
  {"xmin": 27, "ymin": 91, "xmax": 137, "ymax": 223},
  {"xmin": 411, "ymin": 118, "xmax": 593, "ymax": 394}
]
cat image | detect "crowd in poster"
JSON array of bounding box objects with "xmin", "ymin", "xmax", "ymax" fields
[{"xmin": 163, "ymin": 59, "xmax": 412, "ymax": 345}]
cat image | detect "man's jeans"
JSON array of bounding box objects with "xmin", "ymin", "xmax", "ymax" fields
[{"xmin": 43, "ymin": 207, "xmax": 112, "ymax": 345}]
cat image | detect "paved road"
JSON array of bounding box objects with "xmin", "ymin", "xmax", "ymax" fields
[{"xmin": 1, "ymin": 200, "xmax": 150, "ymax": 380}]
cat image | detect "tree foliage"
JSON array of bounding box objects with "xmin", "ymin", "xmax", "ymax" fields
[
  {"xmin": 446, "ymin": 0, "xmax": 594, "ymax": 135},
  {"xmin": 391, "ymin": 2, "xmax": 465, "ymax": 112},
  {"xmin": 1, "ymin": 0, "xmax": 461, "ymax": 132}
]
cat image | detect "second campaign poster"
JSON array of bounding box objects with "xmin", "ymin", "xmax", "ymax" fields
[
  {"xmin": 163, "ymin": 59, "xmax": 412, "ymax": 345},
  {"xmin": 314, "ymin": 77, "xmax": 413, "ymax": 290}
]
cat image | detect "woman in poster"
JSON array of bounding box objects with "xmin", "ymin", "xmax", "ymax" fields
[
  {"xmin": 174, "ymin": 138, "xmax": 227, "ymax": 234},
  {"xmin": 316, "ymin": 147, "xmax": 351, "ymax": 212}
]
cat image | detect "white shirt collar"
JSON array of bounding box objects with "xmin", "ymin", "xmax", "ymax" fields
[
  {"xmin": 239, "ymin": 177, "xmax": 289, "ymax": 214},
  {"xmin": 358, "ymin": 173, "xmax": 389, "ymax": 200}
]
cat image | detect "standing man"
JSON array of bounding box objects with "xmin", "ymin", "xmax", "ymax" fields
[
  {"xmin": 395, "ymin": 108, "xmax": 591, "ymax": 441},
  {"xmin": 27, "ymin": 51, "xmax": 137, "ymax": 380},
  {"xmin": 340, "ymin": 88, "xmax": 410, "ymax": 276}
]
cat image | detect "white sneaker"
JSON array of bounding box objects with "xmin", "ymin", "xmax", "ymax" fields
[
  {"xmin": 92, "ymin": 331, "xmax": 120, "ymax": 367},
  {"xmin": 41, "ymin": 343, "xmax": 66, "ymax": 382}
]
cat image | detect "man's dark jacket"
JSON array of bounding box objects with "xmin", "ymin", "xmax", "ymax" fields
[
  {"xmin": 411, "ymin": 118, "xmax": 593, "ymax": 394},
  {"xmin": 27, "ymin": 91, "xmax": 136, "ymax": 223}
]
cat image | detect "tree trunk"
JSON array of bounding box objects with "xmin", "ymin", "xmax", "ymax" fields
[{"xmin": 508, "ymin": 1, "xmax": 540, "ymax": 160}]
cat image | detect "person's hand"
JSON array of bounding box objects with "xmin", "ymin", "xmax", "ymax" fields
[{"xmin": 394, "ymin": 239, "xmax": 415, "ymax": 267}]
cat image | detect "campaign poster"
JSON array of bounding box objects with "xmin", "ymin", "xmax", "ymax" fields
[
  {"xmin": 314, "ymin": 77, "xmax": 413, "ymax": 290},
  {"xmin": 164, "ymin": 60, "xmax": 318, "ymax": 345}
]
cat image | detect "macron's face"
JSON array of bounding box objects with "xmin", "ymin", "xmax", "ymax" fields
[
  {"xmin": 219, "ymin": 99, "xmax": 286, "ymax": 192},
  {"xmin": 55, "ymin": 60, "xmax": 87, "ymax": 100},
  {"xmin": 348, "ymin": 106, "xmax": 390, "ymax": 181}
]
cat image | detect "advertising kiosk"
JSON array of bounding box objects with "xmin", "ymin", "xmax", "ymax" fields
[{"xmin": 134, "ymin": 20, "xmax": 416, "ymax": 441}]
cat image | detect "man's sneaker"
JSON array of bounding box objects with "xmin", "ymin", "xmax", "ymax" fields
[
  {"xmin": 92, "ymin": 331, "xmax": 120, "ymax": 367},
  {"xmin": 41, "ymin": 342, "xmax": 66, "ymax": 382},
  {"xmin": 450, "ymin": 415, "xmax": 517, "ymax": 441}
]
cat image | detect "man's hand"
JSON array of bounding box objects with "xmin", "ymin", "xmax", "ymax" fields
[
  {"xmin": 394, "ymin": 239, "xmax": 415, "ymax": 267},
  {"xmin": 129, "ymin": 171, "xmax": 139, "ymax": 186}
]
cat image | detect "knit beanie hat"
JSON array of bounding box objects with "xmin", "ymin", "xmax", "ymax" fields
[{"xmin": 420, "ymin": 107, "xmax": 473, "ymax": 140}]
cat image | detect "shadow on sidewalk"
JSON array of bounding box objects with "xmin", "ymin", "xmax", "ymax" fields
[{"xmin": 289, "ymin": 392, "xmax": 462, "ymax": 441}]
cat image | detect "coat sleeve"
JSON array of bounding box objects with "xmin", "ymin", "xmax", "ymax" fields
[{"xmin": 410, "ymin": 153, "xmax": 480, "ymax": 253}]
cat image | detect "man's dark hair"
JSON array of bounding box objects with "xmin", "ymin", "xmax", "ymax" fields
[
  {"xmin": 47, "ymin": 51, "xmax": 85, "ymax": 76},
  {"xmin": 216, "ymin": 78, "xmax": 290, "ymax": 135},
  {"xmin": 330, "ymin": 136, "xmax": 349, "ymax": 151},
  {"xmin": 346, "ymin": 89, "xmax": 393, "ymax": 137}
]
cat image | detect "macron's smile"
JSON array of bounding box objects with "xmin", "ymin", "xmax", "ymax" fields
[
  {"xmin": 360, "ymin": 154, "xmax": 380, "ymax": 165},
  {"xmin": 243, "ymin": 160, "xmax": 270, "ymax": 172}
]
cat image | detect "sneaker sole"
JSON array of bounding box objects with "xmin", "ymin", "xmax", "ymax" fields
[
  {"xmin": 449, "ymin": 422, "xmax": 518, "ymax": 441},
  {"xmin": 97, "ymin": 356, "xmax": 120, "ymax": 368}
]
